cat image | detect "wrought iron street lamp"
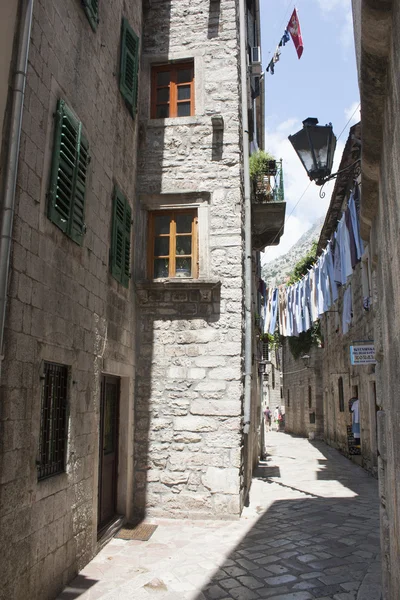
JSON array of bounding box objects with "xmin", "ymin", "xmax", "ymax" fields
[{"xmin": 288, "ymin": 118, "xmax": 337, "ymax": 185}]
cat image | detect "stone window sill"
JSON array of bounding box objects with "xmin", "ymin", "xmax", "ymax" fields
[
  {"xmin": 136, "ymin": 278, "xmax": 221, "ymax": 290},
  {"xmin": 145, "ymin": 116, "xmax": 201, "ymax": 128}
]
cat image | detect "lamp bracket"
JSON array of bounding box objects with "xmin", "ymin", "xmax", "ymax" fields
[{"xmin": 318, "ymin": 159, "xmax": 361, "ymax": 199}]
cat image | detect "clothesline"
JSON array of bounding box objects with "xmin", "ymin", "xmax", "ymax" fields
[{"xmin": 260, "ymin": 182, "xmax": 365, "ymax": 339}]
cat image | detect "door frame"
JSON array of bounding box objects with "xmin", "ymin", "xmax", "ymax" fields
[{"xmin": 98, "ymin": 374, "xmax": 120, "ymax": 533}]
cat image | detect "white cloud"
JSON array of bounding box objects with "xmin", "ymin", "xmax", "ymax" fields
[
  {"xmin": 315, "ymin": 0, "xmax": 354, "ymax": 50},
  {"xmin": 344, "ymin": 101, "xmax": 360, "ymax": 125}
]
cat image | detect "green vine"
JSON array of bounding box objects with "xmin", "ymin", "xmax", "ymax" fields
[{"xmin": 288, "ymin": 320, "xmax": 323, "ymax": 360}]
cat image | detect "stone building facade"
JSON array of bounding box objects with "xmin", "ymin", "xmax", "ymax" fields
[
  {"xmin": 283, "ymin": 343, "xmax": 324, "ymax": 440},
  {"xmin": 132, "ymin": 0, "xmax": 266, "ymax": 520},
  {"xmin": 0, "ymin": 1, "xmax": 141, "ymax": 598},
  {"xmin": 352, "ymin": 1, "xmax": 400, "ymax": 597},
  {"xmin": 0, "ymin": 0, "xmax": 283, "ymax": 598}
]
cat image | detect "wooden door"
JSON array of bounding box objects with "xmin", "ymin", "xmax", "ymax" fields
[{"xmin": 98, "ymin": 376, "xmax": 119, "ymax": 530}]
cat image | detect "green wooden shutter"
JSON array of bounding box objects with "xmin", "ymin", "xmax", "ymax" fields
[
  {"xmin": 48, "ymin": 100, "xmax": 80, "ymax": 234},
  {"xmin": 48, "ymin": 99, "xmax": 89, "ymax": 245},
  {"xmin": 119, "ymin": 18, "xmax": 139, "ymax": 114},
  {"xmin": 70, "ymin": 133, "xmax": 89, "ymax": 244},
  {"xmin": 123, "ymin": 202, "xmax": 132, "ymax": 287},
  {"xmin": 82, "ymin": 0, "xmax": 99, "ymax": 32},
  {"xmin": 111, "ymin": 188, "xmax": 131, "ymax": 287}
]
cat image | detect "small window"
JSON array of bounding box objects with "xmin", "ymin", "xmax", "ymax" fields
[
  {"xmin": 148, "ymin": 210, "xmax": 198, "ymax": 279},
  {"xmin": 308, "ymin": 385, "xmax": 312, "ymax": 408},
  {"xmin": 48, "ymin": 99, "xmax": 89, "ymax": 244},
  {"xmin": 271, "ymin": 365, "xmax": 275, "ymax": 389},
  {"xmin": 287, "ymin": 389, "xmax": 290, "ymax": 407},
  {"xmin": 82, "ymin": 0, "xmax": 99, "ymax": 31},
  {"xmin": 120, "ymin": 18, "xmax": 140, "ymax": 115},
  {"xmin": 151, "ymin": 62, "xmax": 195, "ymax": 119},
  {"xmin": 38, "ymin": 362, "xmax": 68, "ymax": 480},
  {"xmin": 309, "ymin": 412, "xmax": 316, "ymax": 424},
  {"xmin": 338, "ymin": 377, "xmax": 344, "ymax": 412},
  {"xmin": 110, "ymin": 187, "xmax": 132, "ymax": 287}
]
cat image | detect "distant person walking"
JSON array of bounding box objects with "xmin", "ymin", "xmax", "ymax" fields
[
  {"xmin": 274, "ymin": 406, "xmax": 282, "ymax": 431},
  {"xmin": 264, "ymin": 406, "xmax": 272, "ymax": 432}
]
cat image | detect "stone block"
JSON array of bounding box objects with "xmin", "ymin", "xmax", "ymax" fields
[
  {"xmin": 190, "ymin": 400, "xmax": 241, "ymax": 416},
  {"xmin": 174, "ymin": 416, "xmax": 218, "ymax": 432},
  {"xmin": 202, "ymin": 467, "xmax": 240, "ymax": 494}
]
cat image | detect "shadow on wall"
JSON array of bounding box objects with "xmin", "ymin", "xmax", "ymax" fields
[{"xmin": 133, "ymin": 286, "xmax": 222, "ymax": 520}]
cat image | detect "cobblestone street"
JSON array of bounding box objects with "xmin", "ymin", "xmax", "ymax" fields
[{"xmin": 59, "ymin": 433, "xmax": 381, "ymax": 600}]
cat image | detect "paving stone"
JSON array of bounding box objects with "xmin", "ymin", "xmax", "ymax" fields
[
  {"xmin": 262, "ymin": 592, "xmax": 313, "ymax": 600},
  {"xmin": 264, "ymin": 574, "xmax": 298, "ymax": 586},
  {"xmin": 229, "ymin": 586, "xmax": 261, "ymax": 600},
  {"xmin": 236, "ymin": 576, "xmax": 264, "ymax": 590},
  {"xmin": 56, "ymin": 433, "xmax": 381, "ymax": 600}
]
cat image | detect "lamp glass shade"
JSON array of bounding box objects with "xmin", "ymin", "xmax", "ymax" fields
[{"xmin": 288, "ymin": 118, "xmax": 337, "ymax": 184}]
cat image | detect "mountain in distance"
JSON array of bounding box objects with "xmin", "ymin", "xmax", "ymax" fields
[{"xmin": 261, "ymin": 216, "xmax": 324, "ymax": 286}]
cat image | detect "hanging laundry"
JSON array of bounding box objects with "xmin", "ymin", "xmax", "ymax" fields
[
  {"xmin": 263, "ymin": 287, "xmax": 273, "ymax": 334},
  {"xmin": 269, "ymin": 288, "xmax": 279, "ymax": 335},
  {"xmin": 337, "ymin": 214, "xmax": 353, "ymax": 284},
  {"xmin": 278, "ymin": 287, "xmax": 288, "ymax": 337},
  {"xmin": 280, "ymin": 29, "xmax": 290, "ymax": 47},
  {"xmin": 287, "ymin": 8, "xmax": 304, "ymax": 59},
  {"xmin": 325, "ymin": 242, "xmax": 338, "ymax": 303},
  {"xmin": 303, "ymin": 272, "xmax": 312, "ymax": 331},
  {"xmin": 342, "ymin": 284, "xmax": 352, "ymax": 334},
  {"xmin": 349, "ymin": 192, "xmax": 364, "ymax": 260},
  {"xmin": 345, "ymin": 207, "xmax": 358, "ymax": 269},
  {"xmin": 266, "ymin": 58, "xmax": 275, "ymax": 74}
]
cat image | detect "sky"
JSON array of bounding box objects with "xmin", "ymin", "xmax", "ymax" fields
[{"xmin": 259, "ymin": 0, "xmax": 360, "ymax": 265}]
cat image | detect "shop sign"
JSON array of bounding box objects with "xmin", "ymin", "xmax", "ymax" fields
[{"xmin": 350, "ymin": 342, "xmax": 376, "ymax": 365}]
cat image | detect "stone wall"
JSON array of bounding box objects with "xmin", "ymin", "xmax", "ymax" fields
[
  {"xmin": 283, "ymin": 342, "xmax": 324, "ymax": 440},
  {"xmin": 362, "ymin": 1, "xmax": 400, "ymax": 594},
  {"xmin": 133, "ymin": 0, "xmax": 248, "ymax": 518},
  {"xmin": 320, "ymin": 260, "xmax": 377, "ymax": 474},
  {"xmin": 0, "ymin": 1, "xmax": 140, "ymax": 597}
]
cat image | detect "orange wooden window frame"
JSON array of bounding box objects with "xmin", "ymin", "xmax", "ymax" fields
[
  {"xmin": 148, "ymin": 210, "xmax": 198, "ymax": 279},
  {"xmin": 151, "ymin": 62, "xmax": 195, "ymax": 119}
]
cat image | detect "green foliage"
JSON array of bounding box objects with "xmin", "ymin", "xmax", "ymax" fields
[
  {"xmin": 249, "ymin": 150, "xmax": 276, "ymax": 180},
  {"xmin": 287, "ymin": 240, "xmax": 318, "ymax": 285},
  {"xmin": 260, "ymin": 331, "xmax": 282, "ymax": 349},
  {"xmin": 288, "ymin": 320, "xmax": 323, "ymax": 360}
]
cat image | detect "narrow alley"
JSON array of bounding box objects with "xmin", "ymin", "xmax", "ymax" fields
[{"xmin": 58, "ymin": 433, "xmax": 381, "ymax": 600}]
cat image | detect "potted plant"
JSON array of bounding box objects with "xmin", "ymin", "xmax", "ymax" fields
[{"xmin": 249, "ymin": 150, "xmax": 276, "ymax": 202}]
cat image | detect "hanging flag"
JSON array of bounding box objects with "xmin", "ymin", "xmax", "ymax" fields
[{"xmin": 287, "ymin": 8, "xmax": 304, "ymax": 59}]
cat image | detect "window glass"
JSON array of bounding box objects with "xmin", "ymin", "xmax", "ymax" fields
[
  {"xmin": 155, "ymin": 214, "xmax": 171, "ymax": 234},
  {"xmin": 156, "ymin": 105, "xmax": 169, "ymax": 118},
  {"xmin": 176, "ymin": 214, "xmax": 193, "ymax": 233},
  {"xmin": 176, "ymin": 236, "xmax": 192, "ymax": 256},
  {"xmin": 177, "ymin": 103, "xmax": 191, "ymax": 117},
  {"xmin": 157, "ymin": 71, "xmax": 171, "ymax": 86},
  {"xmin": 177, "ymin": 68, "xmax": 192, "ymax": 83},
  {"xmin": 178, "ymin": 85, "xmax": 191, "ymax": 101},
  {"xmin": 155, "ymin": 237, "xmax": 170, "ymax": 256},
  {"xmin": 176, "ymin": 257, "xmax": 192, "ymax": 277},
  {"xmin": 157, "ymin": 88, "xmax": 170, "ymax": 103},
  {"xmin": 154, "ymin": 258, "xmax": 169, "ymax": 278}
]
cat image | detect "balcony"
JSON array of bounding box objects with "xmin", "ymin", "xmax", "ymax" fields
[{"xmin": 251, "ymin": 158, "xmax": 286, "ymax": 250}]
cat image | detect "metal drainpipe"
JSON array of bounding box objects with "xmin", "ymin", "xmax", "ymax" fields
[
  {"xmin": 0, "ymin": 0, "xmax": 34, "ymax": 382},
  {"xmin": 239, "ymin": 0, "xmax": 252, "ymax": 435}
]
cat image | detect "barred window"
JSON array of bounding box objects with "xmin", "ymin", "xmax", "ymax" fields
[
  {"xmin": 37, "ymin": 362, "xmax": 68, "ymax": 480},
  {"xmin": 338, "ymin": 377, "xmax": 345, "ymax": 412}
]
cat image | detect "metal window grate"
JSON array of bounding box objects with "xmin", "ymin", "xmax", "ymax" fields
[{"xmin": 37, "ymin": 362, "xmax": 68, "ymax": 480}]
